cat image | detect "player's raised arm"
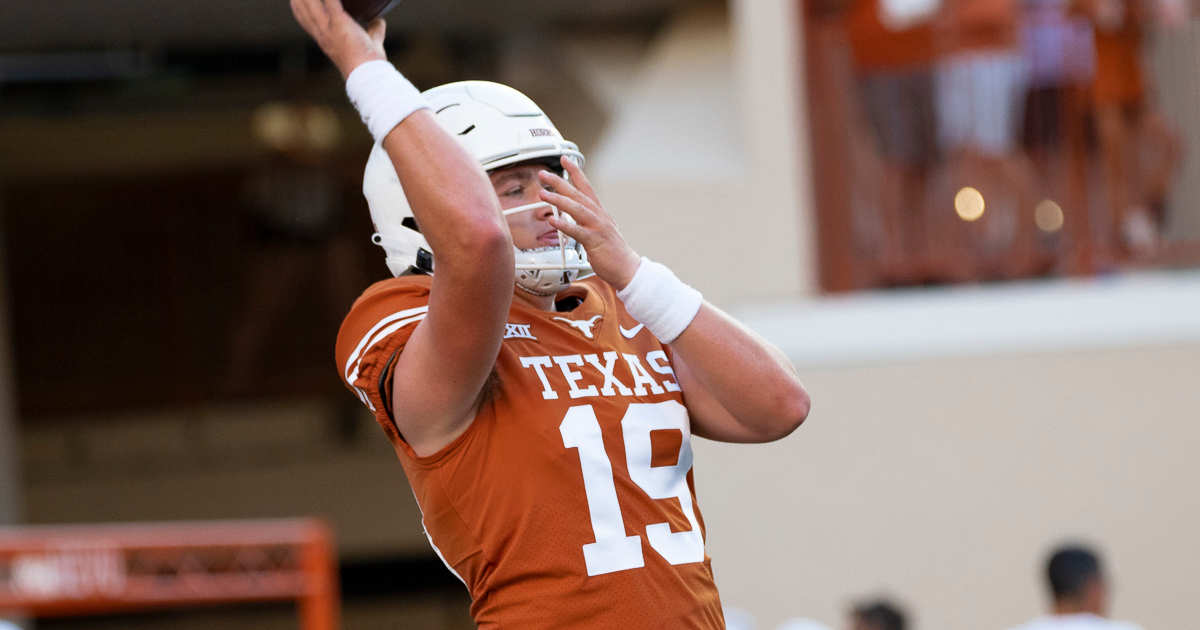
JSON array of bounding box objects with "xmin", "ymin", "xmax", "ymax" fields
[
  {"xmin": 538, "ymin": 157, "xmax": 810, "ymax": 443},
  {"xmin": 293, "ymin": 0, "xmax": 514, "ymax": 454}
]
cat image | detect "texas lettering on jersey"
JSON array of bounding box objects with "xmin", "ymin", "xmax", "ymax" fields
[
  {"xmin": 335, "ymin": 274, "xmax": 725, "ymax": 630},
  {"xmin": 518, "ymin": 350, "xmax": 680, "ymax": 400}
]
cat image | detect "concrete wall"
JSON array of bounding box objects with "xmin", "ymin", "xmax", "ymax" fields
[
  {"xmin": 696, "ymin": 270, "xmax": 1200, "ymax": 630},
  {"xmin": 697, "ymin": 340, "xmax": 1200, "ymax": 630},
  {"xmin": 586, "ymin": 0, "xmax": 816, "ymax": 307}
]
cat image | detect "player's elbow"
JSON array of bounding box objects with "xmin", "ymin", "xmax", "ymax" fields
[
  {"xmin": 470, "ymin": 224, "xmax": 515, "ymax": 282},
  {"xmin": 470, "ymin": 220, "xmax": 512, "ymax": 258},
  {"xmin": 784, "ymin": 384, "xmax": 811, "ymax": 433},
  {"xmin": 440, "ymin": 217, "xmax": 512, "ymax": 270},
  {"xmin": 762, "ymin": 382, "xmax": 810, "ymax": 441}
]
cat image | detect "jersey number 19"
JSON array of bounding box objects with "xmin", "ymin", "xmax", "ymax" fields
[{"xmin": 559, "ymin": 400, "xmax": 706, "ymax": 577}]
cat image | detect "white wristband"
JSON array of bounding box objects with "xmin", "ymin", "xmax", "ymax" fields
[
  {"xmin": 345, "ymin": 60, "xmax": 430, "ymax": 144},
  {"xmin": 616, "ymin": 257, "xmax": 704, "ymax": 344}
]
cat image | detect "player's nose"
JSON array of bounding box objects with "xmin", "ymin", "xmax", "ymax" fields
[{"xmin": 534, "ymin": 200, "xmax": 556, "ymax": 221}]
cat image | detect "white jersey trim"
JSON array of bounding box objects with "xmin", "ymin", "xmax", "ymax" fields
[
  {"xmin": 410, "ymin": 488, "xmax": 469, "ymax": 588},
  {"xmin": 343, "ymin": 305, "xmax": 429, "ymax": 408}
]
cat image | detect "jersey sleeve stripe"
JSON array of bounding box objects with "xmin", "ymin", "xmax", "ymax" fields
[
  {"xmin": 352, "ymin": 386, "xmax": 375, "ymax": 411},
  {"xmin": 344, "ymin": 312, "xmax": 429, "ymax": 387},
  {"xmin": 342, "ymin": 305, "xmax": 430, "ymax": 380}
]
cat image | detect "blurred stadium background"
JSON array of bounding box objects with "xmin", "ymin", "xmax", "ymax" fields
[{"xmin": 1, "ymin": 0, "xmax": 1198, "ymax": 628}]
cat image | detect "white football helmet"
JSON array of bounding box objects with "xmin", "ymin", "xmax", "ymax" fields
[{"xmin": 363, "ymin": 81, "xmax": 591, "ymax": 295}]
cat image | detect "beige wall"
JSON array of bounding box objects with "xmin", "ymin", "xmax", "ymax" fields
[
  {"xmin": 696, "ymin": 341, "xmax": 1200, "ymax": 630},
  {"xmin": 587, "ymin": 1, "xmax": 816, "ymax": 308}
]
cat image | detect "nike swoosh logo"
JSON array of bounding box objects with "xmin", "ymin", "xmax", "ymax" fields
[{"xmin": 619, "ymin": 323, "xmax": 645, "ymax": 339}]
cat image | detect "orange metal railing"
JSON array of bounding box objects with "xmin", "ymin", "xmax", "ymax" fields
[
  {"xmin": 0, "ymin": 519, "xmax": 339, "ymax": 630},
  {"xmin": 802, "ymin": 0, "xmax": 1200, "ymax": 291}
]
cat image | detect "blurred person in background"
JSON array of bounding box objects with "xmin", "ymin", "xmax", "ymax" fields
[
  {"xmin": 850, "ymin": 599, "xmax": 907, "ymax": 630},
  {"xmin": 1020, "ymin": 0, "xmax": 1095, "ymax": 231},
  {"xmin": 223, "ymin": 102, "xmax": 367, "ymax": 393},
  {"xmin": 1005, "ymin": 544, "xmax": 1145, "ymax": 630},
  {"xmin": 1072, "ymin": 0, "xmax": 1182, "ymax": 262},
  {"xmin": 844, "ymin": 0, "xmax": 941, "ymax": 281},
  {"xmin": 935, "ymin": 0, "xmax": 1040, "ymax": 277}
]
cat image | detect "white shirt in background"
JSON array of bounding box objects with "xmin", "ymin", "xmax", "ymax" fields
[
  {"xmin": 775, "ymin": 619, "xmax": 835, "ymax": 630},
  {"xmin": 1009, "ymin": 613, "xmax": 1145, "ymax": 630}
]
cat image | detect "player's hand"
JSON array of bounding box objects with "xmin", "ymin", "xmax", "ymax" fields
[
  {"xmin": 290, "ymin": 0, "xmax": 387, "ymax": 79},
  {"xmin": 538, "ymin": 157, "xmax": 642, "ymax": 291}
]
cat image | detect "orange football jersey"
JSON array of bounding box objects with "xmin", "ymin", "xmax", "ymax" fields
[{"xmin": 336, "ymin": 274, "xmax": 725, "ymax": 630}]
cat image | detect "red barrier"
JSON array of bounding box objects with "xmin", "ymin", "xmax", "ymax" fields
[{"xmin": 0, "ymin": 519, "xmax": 339, "ymax": 630}]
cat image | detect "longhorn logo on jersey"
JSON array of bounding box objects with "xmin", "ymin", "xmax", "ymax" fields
[{"xmin": 553, "ymin": 315, "xmax": 602, "ymax": 339}]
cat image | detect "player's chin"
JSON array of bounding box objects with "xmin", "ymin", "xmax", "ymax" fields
[{"xmin": 513, "ymin": 239, "xmax": 547, "ymax": 251}]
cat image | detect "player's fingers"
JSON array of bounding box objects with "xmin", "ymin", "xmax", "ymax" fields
[
  {"xmin": 306, "ymin": 0, "xmax": 332, "ymax": 24},
  {"xmin": 305, "ymin": 0, "xmax": 334, "ymax": 29},
  {"xmin": 560, "ymin": 156, "xmax": 600, "ymax": 205},
  {"xmin": 295, "ymin": 0, "xmax": 330, "ymax": 38},
  {"xmin": 322, "ymin": 0, "xmax": 347, "ymax": 18},
  {"xmin": 290, "ymin": 0, "xmax": 314, "ymax": 28},
  {"xmin": 539, "ymin": 171, "xmax": 601, "ymax": 216},
  {"xmin": 367, "ymin": 18, "xmax": 387, "ymax": 45},
  {"xmin": 539, "ymin": 189, "xmax": 599, "ymax": 226},
  {"xmin": 547, "ymin": 215, "xmax": 588, "ymax": 243}
]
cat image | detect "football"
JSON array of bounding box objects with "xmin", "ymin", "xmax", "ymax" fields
[{"xmin": 342, "ymin": 0, "xmax": 403, "ymax": 23}]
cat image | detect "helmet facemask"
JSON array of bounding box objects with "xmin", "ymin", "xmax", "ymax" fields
[{"xmin": 502, "ymin": 194, "xmax": 590, "ymax": 296}]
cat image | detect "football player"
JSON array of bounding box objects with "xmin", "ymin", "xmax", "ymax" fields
[{"xmin": 291, "ymin": 0, "xmax": 811, "ymax": 627}]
